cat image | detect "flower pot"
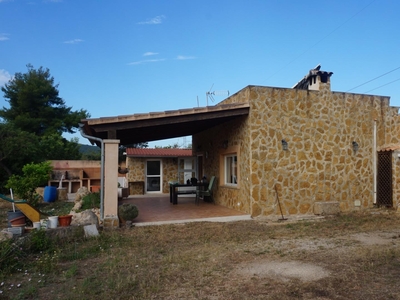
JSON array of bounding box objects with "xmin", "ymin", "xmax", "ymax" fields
[
  {"xmin": 58, "ymin": 215, "xmax": 73, "ymax": 227},
  {"xmin": 7, "ymin": 210, "xmax": 25, "ymax": 227},
  {"xmin": 48, "ymin": 216, "xmax": 58, "ymax": 228},
  {"xmin": 33, "ymin": 222, "xmax": 41, "ymax": 230},
  {"xmin": 9, "ymin": 215, "xmax": 26, "ymax": 227}
]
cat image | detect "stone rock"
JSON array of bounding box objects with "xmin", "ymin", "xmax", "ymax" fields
[
  {"xmin": 70, "ymin": 210, "xmax": 99, "ymax": 227},
  {"xmin": 0, "ymin": 230, "xmax": 13, "ymax": 241},
  {"xmin": 72, "ymin": 201, "xmax": 82, "ymax": 212},
  {"xmin": 314, "ymin": 201, "xmax": 340, "ymax": 215},
  {"xmin": 84, "ymin": 224, "xmax": 99, "ymax": 237},
  {"xmin": 74, "ymin": 186, "xmax": 90, "ymax": 203}
]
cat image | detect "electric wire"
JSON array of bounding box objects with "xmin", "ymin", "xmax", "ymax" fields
[
  {"xmin": 346, "ymin": 66, "xmax": 400, "ymax": 92},
  {"xmin": 364, "ymin": 78, "xmax": 400, "ymax": 94}
]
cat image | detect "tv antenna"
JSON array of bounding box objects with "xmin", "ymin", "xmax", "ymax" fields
[{"xmin": 206, "ymin": 84, "xmax": 229, "ymax": 106}]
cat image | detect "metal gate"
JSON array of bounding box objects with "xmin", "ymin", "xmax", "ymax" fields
[{"xmin": 377, "ymin": 151, "xmax": 393, "ymax": 207}]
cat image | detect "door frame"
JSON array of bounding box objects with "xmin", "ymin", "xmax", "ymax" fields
[{"xmin": 145, "ymin": 159, "xmax": 162, "ymax": 193}]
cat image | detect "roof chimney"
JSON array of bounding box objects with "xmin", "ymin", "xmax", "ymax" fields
[{"xmin": 292, "ymin": 64, "xmax": 333, "ymax": 91}]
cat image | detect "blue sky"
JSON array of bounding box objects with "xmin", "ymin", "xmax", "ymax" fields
[{"xmin": 1, "ymin": 0, "xmax": 399, "ymax": 146}]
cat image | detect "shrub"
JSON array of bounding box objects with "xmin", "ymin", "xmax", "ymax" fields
[
  {"xmin": 81, "ymin": 192, "xmax": 100, "ymax": 210},
  {"xmin": 118, "ymin": 203, "xmax": 139, "ymax": 222},
  {"xmin": 25, "ymin": 228, "xmax": 55, "ymax": 253},
  {"xmin": 6, "ymin": 161, "xmax": 52, "ymax": 206}
]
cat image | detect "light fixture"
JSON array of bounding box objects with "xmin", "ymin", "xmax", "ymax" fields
[
  {"xmin": 281, "ymin": 139, "xmax": 288, "ymax": 151},
  {"xmin": 223, "ymin": 140, "xmax": 228, "ymax": 149},
  {"xmin": 352, "ymin": 141, "xmax": 359, "ymax": 152}
]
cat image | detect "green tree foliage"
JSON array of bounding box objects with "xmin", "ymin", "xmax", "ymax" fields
[
  {"xmin": 0, "ymin": 64, "xmax": 89, "ymax": 136},
  {"xmin": 6, "ymin": 161, "xmax": 53, "ymax": 205},
  {"xmin": 39, "ymin": 134, "xmax": 81, "ymax": 160},
  {"xmin": 80, "ymin": 144, "xmax": 101, "ymax": 160},
  {"xmin": 0, "ymin": 123, "xmax": 40, "ymax": 177},
  {"xmin": 0, "ymin": 65, "xmax": 89, "ymax": 192},
  {"xmin": 118, "ymin": 143, "xmax": 148, "ymax": 163}
]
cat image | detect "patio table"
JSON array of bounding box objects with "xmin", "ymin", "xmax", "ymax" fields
[{"xmin": 169, "ymin": 183, "xmax": 208, "ymax": 205}]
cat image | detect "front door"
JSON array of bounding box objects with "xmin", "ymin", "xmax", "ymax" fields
[
  {"xmin": 377, "ymin": 151, "xmax": 393, "ymax": 207},
  {"xmin": 146, "ymin": 160, "xmax": 162, "ymax": 193}
]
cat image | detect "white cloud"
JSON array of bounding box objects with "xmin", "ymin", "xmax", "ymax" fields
[
  {"xmin": 0, "ymin": 33, "xmax": 9, "ymax": 41},
  {"xmin": 176, "ymin": 55, "xmax": 196, "ymax": 60},
  {"xmin": 63, "ymin": 39, "xmax": 84, "ymax": 44},
  {"xmin": 127, "ymin": 59, "xmax": 165, "ymax": 65},
  {"xmin": 143, "ymin": 52, "xmax": 158, "ymax": 56},
  {"xmin": 138, "ymin": 15, "xmax": 165, "ymax": 25},
  {"xmin": 0, "ymin": 69, "xmax": 12, "ymax": 87}
]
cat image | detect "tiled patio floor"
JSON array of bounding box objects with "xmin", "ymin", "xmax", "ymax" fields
[{"xmin": 119, "ymin": 194, "xmax": 251, "ymax": 226}]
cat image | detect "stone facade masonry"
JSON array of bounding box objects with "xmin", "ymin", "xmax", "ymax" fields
[{"xmin": 193, "ymin": 82, "xmax": 400, "ymax": 217}]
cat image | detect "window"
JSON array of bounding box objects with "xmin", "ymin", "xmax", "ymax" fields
[
  {"xmin": 225, "ymin": 154, "xmax": 237, "ymax": 186},
  {"xmin": 219, "ymin": 145, "xmax": 240, "ymax": 188}
]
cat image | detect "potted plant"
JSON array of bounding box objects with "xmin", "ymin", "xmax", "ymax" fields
[
  {"xmin": 118, "ymin": 203, "xmax": 139, "ymax": 225},
  {"xmin": 58, "ymin": 214, "xmax": 73, "ymax": 227}
]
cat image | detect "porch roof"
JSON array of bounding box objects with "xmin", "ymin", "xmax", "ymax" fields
[
  {"xmin": 80, "ymin": 102, "xmax": 250, "ymax": 145},
  {"xmin": 126, "ymin": 148, "xmax": 193, "ymax": 157}
]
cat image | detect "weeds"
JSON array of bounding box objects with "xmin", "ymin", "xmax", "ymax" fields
[
  {"xmin": 81, "ymin": 192, "xmax": 100, "ymax": 210},
  {"xmin": 1, "ymin": 211, "xmax": 400, "ymax": 299},
  {"xmin": 0, "ymin": 239, "xmax": 27, "ymax": 274},
  {"xmin": 25, "ymin": 229, "xmax": 55, "ymax": 253}
]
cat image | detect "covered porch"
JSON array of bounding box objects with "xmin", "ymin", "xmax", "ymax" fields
[
  {"xmin": 119, "ymin": 194, "xmax": 251, "ymax": 226},
  {"xmin": 80, "ymin": 103, "xmax": 250, "ymax": 228}
]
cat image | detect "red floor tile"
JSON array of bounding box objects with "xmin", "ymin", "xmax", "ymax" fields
[{"xmin": 119, "ymin": 194, "xmax": 248, "ymax": 224}]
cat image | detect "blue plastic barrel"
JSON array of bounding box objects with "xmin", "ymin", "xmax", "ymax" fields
[{"xmin": 43, "ymin": 186, "xmax": 57, "ymax": 202}]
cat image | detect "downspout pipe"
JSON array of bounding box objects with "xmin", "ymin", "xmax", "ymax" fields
[
  {"xmin": 373, "ymin": 119, "xmax": 377, "ymax": 205},
  {"xmin": 79, "ymin": 123, "xmax": 105, "ymax": 220}
]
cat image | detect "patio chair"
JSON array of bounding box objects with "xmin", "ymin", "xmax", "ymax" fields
[{"xmin": 196, "ymin": 176, "xmax": 216, "ymax": 205}]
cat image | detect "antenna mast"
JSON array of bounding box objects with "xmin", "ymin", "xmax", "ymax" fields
[{"xmin": 206, "ymin": 84, "xmax": 229, "ymax": 106}]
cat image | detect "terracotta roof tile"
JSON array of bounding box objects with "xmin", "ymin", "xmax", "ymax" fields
[{"xmin": 126, "ymin": 148, "xmax": 193, "ymax": 157}]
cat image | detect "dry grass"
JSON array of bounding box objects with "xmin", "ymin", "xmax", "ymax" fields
[{"xmin": 2, "ymin": 205, "xmax": 400, "ymax": 299}]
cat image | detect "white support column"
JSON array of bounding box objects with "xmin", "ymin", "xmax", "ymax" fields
[{"xmin": 103, "ymin": 139, "xmax": 120, "ymax": 228}]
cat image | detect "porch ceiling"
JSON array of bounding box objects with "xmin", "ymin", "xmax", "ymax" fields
[{"xmin": 80, "ymin": 103, "xmax": 250, "ymax": 145}]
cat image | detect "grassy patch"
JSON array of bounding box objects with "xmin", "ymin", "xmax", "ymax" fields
[{"xmin": 1, "ymin": 210, "xmax": 400, "ymax": 299}]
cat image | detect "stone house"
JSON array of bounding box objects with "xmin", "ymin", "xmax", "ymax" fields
[
  {"xmin": 80, "ymin": 65, "xmax": 400, "ymax": 226},
  {"xmin": 192, "ymin": 66, "xmax": 400, "ymax": 217}
]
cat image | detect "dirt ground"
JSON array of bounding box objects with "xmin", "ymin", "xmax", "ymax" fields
[
  {"xmin": 2, "ymin": 199, "xmax": 400, "ymax": 299},
  {"xmin": 235, "ymin": 230, "xmax": 399, "ymax": 282}
]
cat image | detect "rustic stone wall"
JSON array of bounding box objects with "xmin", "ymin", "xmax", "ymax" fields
[
  {"xmin": 193, "ymin": 83, "xmax": 400, "ymax": 217},
  {"xmin": 194, "ymin": 115, "xmax": 251, "ymax": 214},
  {"xmin": 126, "ymin": 157, "xmax": 144, "ymax": 195},
  {"xmin": 162, "ymin": 158, "xmax": 178, "ymax": 193}
]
